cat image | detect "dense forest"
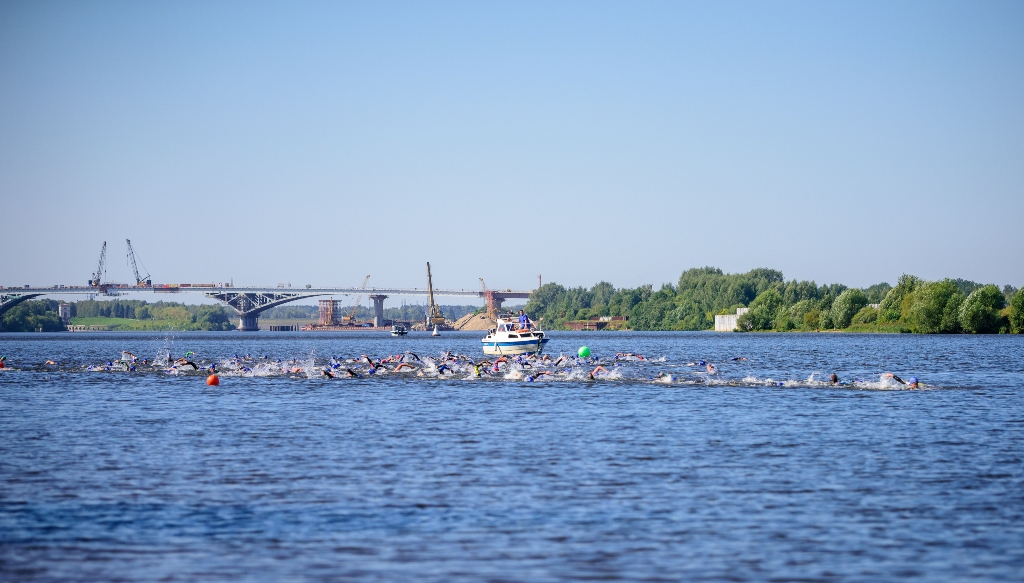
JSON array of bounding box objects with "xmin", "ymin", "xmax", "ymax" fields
[{"xmin": 524, "ymin": 267, "xmax": 1022, "ymax": 334}]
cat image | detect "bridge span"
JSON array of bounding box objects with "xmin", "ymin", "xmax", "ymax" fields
[{"xmin": 0, "ymin": 285, "xmax": 533, "ymax": 331}]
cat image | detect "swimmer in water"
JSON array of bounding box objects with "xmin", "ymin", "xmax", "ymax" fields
[
  {"xmin": 883, "ymin": 373, "xmax": 907, "ymax": 385},
  {"xmin": 345, "ymin": 368, "xmax": 360, "ymax": 378},
  {"xmin": 45, "ymin": 360, "xmax": 57, "ymax": 365},
  {"xmin": 907, "ymin": 376, "xmax": 919, "ymax": 389},
  {"xmin": 830, "ymin": 373, "xmax": 839, "ymax": 385},
  {"xmin": 706, "ymin": 363, "xmax": 717, "ymax": 374},
  {"xmin": 0, "ymin": 356, "xmax": 6, "ymax": 368},
  {"xmin": 321, "ymin": 369, "xmax": 335, "ymax": 379},
  {"xmin": 175, "ymin": 359, "xmax": 199, "ymax": 370},
  {"xmin": 393, "ymin": 363, "xmax": 416, "ymax": 372},
  {"xmin": 589, "ymin": 366, "xmax": 610, "ymax": 380}
]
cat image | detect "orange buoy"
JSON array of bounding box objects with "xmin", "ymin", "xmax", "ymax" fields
[{"xmin": 206, "ymin": 374, "xmax": 219, "ymax": 386}]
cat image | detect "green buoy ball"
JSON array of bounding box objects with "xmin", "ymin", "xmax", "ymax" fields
[{"xmin": 578, "ymin": 346, "xmax": 591, "ymax": 358}]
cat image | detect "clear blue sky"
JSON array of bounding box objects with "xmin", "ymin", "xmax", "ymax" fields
[{"xmin": 2, "ymin": 1, "xmax": 1022, "ymax": 295}]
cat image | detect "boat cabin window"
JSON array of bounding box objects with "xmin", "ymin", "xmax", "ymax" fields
[{"xmin": 508, "ymin": 334, "xmax": 519, "ymax": 338}]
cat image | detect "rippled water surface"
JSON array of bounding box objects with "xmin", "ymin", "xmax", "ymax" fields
[{"xmin": 1, "ymin": 331, "xmax": 1022, "ymax": 581}]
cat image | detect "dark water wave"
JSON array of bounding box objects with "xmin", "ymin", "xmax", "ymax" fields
[{"xmin": 1, "ymin": 332, "xmax": 1022, "ymax": 581}]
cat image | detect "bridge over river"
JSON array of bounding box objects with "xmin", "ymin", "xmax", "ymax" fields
[{"xmin": 0, "ymin": 284, "xmax": 533, "ymax": 331}]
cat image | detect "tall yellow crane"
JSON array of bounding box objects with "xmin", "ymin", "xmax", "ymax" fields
[
  {"xmin": 341, "ymin": 275, "xmax": 370, "ymax": 324},
  {"xmin": 426, "ymin": 263, "xmax": 445, "ymax": 326}
]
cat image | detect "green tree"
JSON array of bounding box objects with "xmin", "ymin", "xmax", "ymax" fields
[
  {"xmin": 959, "ymin": 285, "xmax": 1006, "ymax": 333},
  {"xmin": 788, "ymin": 300, "xmax": 816, "ymax": 329},
  {"xmin": 804, "ymin": 308, "xmax": 821, "ymax": 330},
  {"xmin": 818, "ymin": 308, "xmax": 834, "ymax": 330},
  {"xmin": 952, "ymin": 279, "xmax": 983, "ymax": 297},
  {"xmin": 191, "ymin": 305, "xmax": 235, "ymax": 331},
  {"xmin": 851, "ymin": 305, "xmax": 878, "ymax": 324},
  {"xmin": 863, "ymin": 282, "xmax": 893, "ymax": 304},
  {"xmin": 737, "ymin": 288, "xmax": 783, "ymax": 331},
  {"xmin": 2, "ymin": 300, "xmax": 65, "ymax": 332},
  {"xmin": 830, "ymin": 289, "xmax": 868, "ymax": 329},
  {"xmin": 782, "ymin": 279, "xmax": 820, "ymax": 305},
  {"xmin": 1010, "ymin": 290, "xmax": 1024, "ymax": 333},
  {"xmin": 773, "ymin": 306, "xmax": 794, "ymax": 331},
  {"xmin": 905, "ymin": 279, "xmax": 965, "ymax": 333},
  {"xmin": 878, "ymin": 274, "xmax": 920, "ymax": 322},
  {"xmin": 628, "ymin": 286, "xmax": 677, "ymax": 330},
  {"xmin": 1002, "ymin": 284, "xmax": 1018, "ymax": 304}
]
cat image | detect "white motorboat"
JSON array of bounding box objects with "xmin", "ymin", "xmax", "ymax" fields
[
  {"xmin": 390, "ymin": 324, "xmax": 408, "ymax": 336},
  {"xmin": 481, "ymin": 318, "xmax": 549, "ymax": 355}
]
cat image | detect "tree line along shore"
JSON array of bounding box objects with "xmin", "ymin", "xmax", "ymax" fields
[{"xmin": 523, "ymin": 268, "xmax": 1023, "ymax": 334}]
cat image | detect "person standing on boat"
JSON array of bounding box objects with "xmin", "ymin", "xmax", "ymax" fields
[{"xmin": 518, "ymin": 310, "xmax": 531, "ymax": 330}]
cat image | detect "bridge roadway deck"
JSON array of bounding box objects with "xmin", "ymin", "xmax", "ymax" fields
[{"xmin": 2, "ymin": 286, "xmax": 532, "ymax": 298}]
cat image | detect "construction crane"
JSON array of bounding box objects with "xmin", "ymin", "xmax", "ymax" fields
[
  {"xmin": 89, "ymin": 242, "xmax": 107, "ymax": 287},
  {"xmin": 341, "ymin": 275, "xmax": 370, "ymax": 324},
  {"xmin": 125, "ymin": 239, "xmax": 151, "ymax": 286},
  {"xmin": 426, "ymin": 262, "xmax": 445, "ymax": 326}
]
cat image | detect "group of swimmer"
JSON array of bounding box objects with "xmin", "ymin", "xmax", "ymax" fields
[{"xmin": 2, "ymin": 349, "xmax": 922, "ymax": 388}]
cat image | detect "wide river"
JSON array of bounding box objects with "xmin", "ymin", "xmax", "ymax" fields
[{"xmin": 1, "ymin": 331, "xmax": 1022, "ymax": 582}]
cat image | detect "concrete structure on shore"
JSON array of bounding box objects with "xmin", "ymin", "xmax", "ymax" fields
[
  {"xmin": 714, "ymin": 307, "xmax": 749, "ymax": 332},
  {"xmin": 58, "ymin": 303, "xmax": 72, "ymax": 324}
]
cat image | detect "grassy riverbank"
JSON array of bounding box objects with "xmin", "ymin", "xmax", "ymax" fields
[{"xmin": 68, "ymin": 317, "xmax": 230, "ymax": 331}]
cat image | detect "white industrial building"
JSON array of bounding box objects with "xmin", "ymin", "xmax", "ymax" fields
[{"xmin": 714, "ymin": 307, "xmax": 749, "ymax": 331}]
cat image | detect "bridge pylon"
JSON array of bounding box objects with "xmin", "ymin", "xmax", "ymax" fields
[{"xmin": 369, "ymin": 294, "xmax": 388, "ymax": 327}]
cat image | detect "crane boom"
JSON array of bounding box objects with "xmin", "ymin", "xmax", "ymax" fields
[
  {"xmin": 426, "ymin": 262, "xmax": 445, "ymax": 326},
  {"xmin": 343, "ymin": 275, "xmax": 371, "ymax": 322},
  {"xmin": 90, "ymin": 242, "xmax": 107, "ymax": 287},
  {"xmin": 125, "ymin": 239, "xmax": 151, "ymax": 286}
]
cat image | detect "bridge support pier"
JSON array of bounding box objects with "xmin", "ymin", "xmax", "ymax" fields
[
  {"xmin": 206, "ymin": 290, "xmax": 310, "ymax": 333},
  {"xmin": 369, "ymin": 294, "xmax": 388, "ymax": 327},
  {"xmin": 485, "ymin": 291, "xmax": 507, "ymax": 316},
  {"xmin": 238, "ymin": 314, "xmax": 260, "ymax": 332}
]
